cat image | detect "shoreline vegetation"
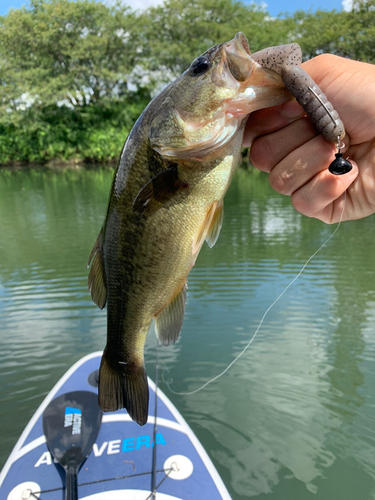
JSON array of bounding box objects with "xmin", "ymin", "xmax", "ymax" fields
[{"xmin": 0, "ymin": 0, "xmax": 374, "ymax": 169}]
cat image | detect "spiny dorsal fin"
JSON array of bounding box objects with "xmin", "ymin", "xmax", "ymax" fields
[
  {"xmin": 87, "ymin": 230, "xmax": 107, "ymax": 310},
  {"xmin": 155, "ymin": 283, "xmax": 187, "ymax": 346},
  {"xmin": 192, "ymin": 199, "xmax": 224, "ymax": 258},
  {"xmin": 133, "ymin": 163, "xmax": 188, "ymax": 216}
]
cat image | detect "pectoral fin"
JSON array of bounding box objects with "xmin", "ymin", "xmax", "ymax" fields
[
  {"xmin": 205, "ymin": 199, "xmax": 224, "ymax": 248},
  {"xmin": 155, "ymin": 283, "xmax": 187, "ymax": 346},
  {"xmin": 133, "ymin": 163, "xmax": 188, "ymax": 215},
  {"xmin": 87, "ymin": 230, "xmax": 107, "ymax": 309},
  {"xmin": 192, "ymin": 199, "xmax": 224, "ymax": 257}
]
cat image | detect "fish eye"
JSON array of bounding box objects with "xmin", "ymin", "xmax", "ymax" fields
[{"xmin": 189, "ymin": 56, "xmax": 211, "ymax": 76}]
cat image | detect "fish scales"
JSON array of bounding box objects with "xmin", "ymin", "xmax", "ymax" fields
[
  {"xmin": 88, "ymin": 32, "xmax": 346, "ymax": 425},
  {"xmin": 99, "ymin": 108, "xmax": 243, "ymax": 423}
]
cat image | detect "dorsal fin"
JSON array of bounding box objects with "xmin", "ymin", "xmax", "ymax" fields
[
  {"xmin": 155, "ymin": 283, "xmax": 187, "ymax": 346},
  {"xmin": 87, "ymin": 230, "xmax": 107, "ymax": 310}
]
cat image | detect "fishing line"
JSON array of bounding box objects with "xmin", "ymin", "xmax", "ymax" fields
[
  {"xmin": 164, "ymin": 193, "xmax": 347, "ymax": 396},
  {"xmin": 151, "ymin": 342, "xmax": 159, "ymax": 500}
]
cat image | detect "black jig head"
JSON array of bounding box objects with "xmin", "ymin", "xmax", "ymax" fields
[
  {"xmin": 328, "ymin": 152, "xmax": 352, "ymax": 175},
  {"xmin": 329, "ymin": 138, "xmax": 352, "ymax": 175}
]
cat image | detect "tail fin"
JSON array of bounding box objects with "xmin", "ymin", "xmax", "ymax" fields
[{"xmin": 98, "ymin": 352, "xmax": 149, "ymax": 426}]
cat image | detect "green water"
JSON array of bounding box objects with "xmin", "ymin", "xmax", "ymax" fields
[{"xmin": 1, "ymin": 166, "xmax": 375, "ymax": 499}]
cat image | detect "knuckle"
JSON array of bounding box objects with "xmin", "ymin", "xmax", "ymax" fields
[
  {"xmin": 315, "ymin": 53, "xmax": 338, "ymax": 67},
  {"xmin": 269, "ymin": 166, "xmax": 295, "ymax": 195},
  {"xmin": 303, "ymin": 53, "xmax": 337, "ymax": 74},
  {"xmin": 250, "ymin": 136, "xmax": 278, "ymax": 173},
  {"xmin": 291, "ymin": 190, "xmax": 311, "ymax": 215}
]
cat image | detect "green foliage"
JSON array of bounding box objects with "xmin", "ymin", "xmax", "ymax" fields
[
  {"xmin": 0, "ymin": 0, "xmax": 374, "ymax": 166},
  {"xmin": 0, "ymin": 0, "xmax": 151, "ymax": 164},
  {"xmin": 137, "ymin": 0, "xmax": 291, "ymax": 81},
  {"xmin": 288, "ymin": 0, "xmax": 375, "ymax": 62},
  {"xmin": 0, "ymin": 0, "xmax": 139, "ymax": 115},
  {"xmin": 0, "ymin": 96, "xmax": 149, "ymax": 164}
]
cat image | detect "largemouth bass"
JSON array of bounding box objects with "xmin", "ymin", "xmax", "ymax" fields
[{"xmin": 88, "ymin": 32, "xmax": 344, "ymax": 425}]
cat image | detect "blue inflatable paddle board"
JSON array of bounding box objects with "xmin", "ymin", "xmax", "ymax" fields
[{"xmin": 0, "ymin": 352, "xmax": 232, "ymax": 500}]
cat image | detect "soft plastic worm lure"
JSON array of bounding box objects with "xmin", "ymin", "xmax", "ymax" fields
[
  {"xmin": 252, "ymin": 44, "xmax": 345, "ymax": 143},
  {"xmin": 252, "ymin": 44, "xmax": 352, "ymax": 175}
]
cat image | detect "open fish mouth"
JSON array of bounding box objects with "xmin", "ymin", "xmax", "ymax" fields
[
  {"xmin": 223, "ymin": 32, "xmax": 285, "ymax": 89},
  {"xmin": 224, "ymin": 32, "xmax": 253, "ymax": 83},
  {"xmin": 153, "ymin": 32, "xmax": 291, "ymax": 159},
  {"xmin": 217, "ymin": 32, "xmax": 290, "ymax": 117}
]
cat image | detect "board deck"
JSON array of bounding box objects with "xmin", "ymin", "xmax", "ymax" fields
[{"xmin": 0, "ymin": 352, "xmax": 232, "ymax": 500}]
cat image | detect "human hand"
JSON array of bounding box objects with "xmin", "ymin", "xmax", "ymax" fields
[{"xmin": 244, "ymin": 55, "xmax": 375, "ymax": 223}]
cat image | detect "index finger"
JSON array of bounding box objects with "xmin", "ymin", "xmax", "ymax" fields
[{"xmin": 244, "ymin": 99, "xmax": 305, "ymax": 147}]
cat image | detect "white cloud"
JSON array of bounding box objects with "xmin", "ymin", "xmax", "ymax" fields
[
  {"xmin": 342, "ymin": 0, "xmax": 353, "ymax": 10},
  {"xmin": 105, "ymin": 0, "xmax": 165, "ymax": 10},
  {"xmin": 243, "ymin": 0, "xmax": 269, "ymax": 11},
  {"xmin": 343, "ymin": 0, "xmax": 375, "ymax": 10}
]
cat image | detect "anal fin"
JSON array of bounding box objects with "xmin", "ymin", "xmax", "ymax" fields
[
  {"xmin": 155, "ymin": 283, "xmax": 187, "ymax": 346},
  {"xmin": 87, "ymin": 230, "xmax": 107, "ymax": 309}
]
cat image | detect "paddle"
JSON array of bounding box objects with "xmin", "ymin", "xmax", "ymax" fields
[{"xmin": 43, "ymin": 391, "xmax": 102, "ymax": 500}]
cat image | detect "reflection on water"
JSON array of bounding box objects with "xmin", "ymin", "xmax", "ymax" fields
[{"xmin": 1, "ymin": 167, "xmax": 375, "ymax": 499}]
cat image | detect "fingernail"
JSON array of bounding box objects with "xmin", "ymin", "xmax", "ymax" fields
[{"xmin": 281, "ymin": 100, "xmax": 305, "ymax": 119}]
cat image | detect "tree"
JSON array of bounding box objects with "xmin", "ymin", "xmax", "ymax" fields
[
  {"xmin": 289, "ymin": 0, "xmax": 375, "ymax": 62},
  {"xmin": 0, "ymin": 0, "xmax": 140, "ymax": 118},
  {"xmin": 136, "ymin": 0, "xmax": 291, "ymax": 84},
  {"xmin": 1, "ymin": 0, "xmax": 374, "ymax": 165}
]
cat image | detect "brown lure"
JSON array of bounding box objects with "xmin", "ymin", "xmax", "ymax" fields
[{"xmin": 252, "ymin": 44, "xmax": 345, "ymax": 143}]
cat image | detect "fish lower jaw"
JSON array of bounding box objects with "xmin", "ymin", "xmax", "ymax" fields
[{"xmin": 154, "ymin": 117, "xmax": 241, "ymax": 160}]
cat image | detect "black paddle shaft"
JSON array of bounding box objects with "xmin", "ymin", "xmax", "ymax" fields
[{"xmin": 43, "ymin": 391, "xmax": 102, "ymax": 500}]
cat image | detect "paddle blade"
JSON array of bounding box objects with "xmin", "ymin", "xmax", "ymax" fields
[{"xmin": 43, "ymin": 391, "xmax": 102, "ymax": 500}]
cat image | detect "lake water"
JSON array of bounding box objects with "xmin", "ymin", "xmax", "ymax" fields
[{"xmin": 1, "ymin": 166, "xmax": 375, "ymax": 499}]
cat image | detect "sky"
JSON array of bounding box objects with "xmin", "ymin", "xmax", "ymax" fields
[{"xmin": 0, "ymin": 0, "xmax": 349, "ymax": 18}]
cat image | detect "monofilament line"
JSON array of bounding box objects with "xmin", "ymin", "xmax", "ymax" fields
[{"xmin": 166, "ymin": 194, "xmax": 346, "ymax": 396}]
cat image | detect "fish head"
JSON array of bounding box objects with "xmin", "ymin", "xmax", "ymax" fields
[{"xmin": 150, "ymin": 32, "xmax": 291, "ymax": 159}]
